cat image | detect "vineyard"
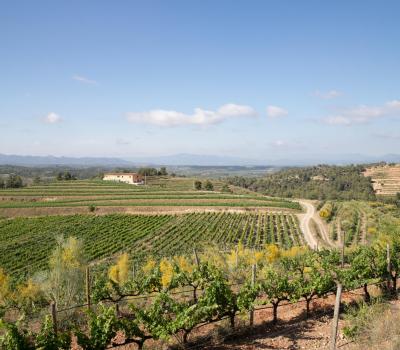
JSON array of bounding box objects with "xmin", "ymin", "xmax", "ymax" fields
[
  {"xmin": 0, "ymin": 211, "xmax": 302, "ymax": 278},
  {"xmin": 0, "ymin": 178, "xmax": 300, "ymax": 215},
  {"xmin": 318, "ymin": 201, "xmax": 383, "ymax": 247}
]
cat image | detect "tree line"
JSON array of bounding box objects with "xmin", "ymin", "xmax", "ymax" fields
[{"xmin": 0, "ymin": 174, "xmax": 24, "ymax": 189}]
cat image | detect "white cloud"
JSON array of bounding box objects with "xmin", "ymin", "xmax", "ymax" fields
[
  {"xmin": 314, "ymin": 90, "xmax": 342, "ymax": 99},
  {"xmin": 266, "ymin": 105, "xmax": 288, "ymax": 118},
  {"xmin": 43, "ymin": 112, "xmax": 62, "ymax": 124},
  {"xmin": 126, "ymin": 103, "xmax": 257, "ymax": 127},
  {"xmin": 323, "ymin": 99, "xmax": 400, "ymax": 126},
  {"xmin": 72, "ymin": 75, "xmax": 97, "ymax": 85}
]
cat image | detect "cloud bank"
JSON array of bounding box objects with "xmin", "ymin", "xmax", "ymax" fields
[
  {"xmin": 126, "ymin": 103, "xmax": 257, "ymax": 127},
  {"xmin": 266, "ymin": 105, "xmax": 288, "ymax": 118},
  {"xmin": 324, "ymin": 99, "xmax": 400, "ymax": 125}
]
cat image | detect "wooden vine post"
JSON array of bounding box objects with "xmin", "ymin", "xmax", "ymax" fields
[
  {"xmin": 50, "ymin": 302, "xmax": 58, "ymax": 336},
  {"xmin": 193, "ymin": 247, "xmax": 200, "ymax": 267},
  {"xmin": 249, "ymin": 264, "xmax": 256, "ymax": 326},
  {"xmin": 330, "ymin": 283, "xmax": 342, "ymax": 350},
  {"xmin": 86, "ymin": 266, "xmax": 91, "ymax": 311}
]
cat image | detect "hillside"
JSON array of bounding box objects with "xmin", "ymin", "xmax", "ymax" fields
[
  {"xmin": 227, "ymin": 165, "xmax": 376, "ymax": 200},
  {"xmin": 364, "ymin": 164, "xmax": 400, "ymax": 195}
]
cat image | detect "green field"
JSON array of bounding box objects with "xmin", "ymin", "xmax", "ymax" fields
[
  {"xmin": 0, "ymin": 211, "xmax": 302, "ymax": 277},
  {"xmin": 0, "ymin": 178, "xmax": 301, "ymax": 211}
]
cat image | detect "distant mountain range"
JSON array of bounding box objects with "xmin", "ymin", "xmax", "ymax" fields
[
  {"xmin": 0, "ymin": 153, "xmax": 399, "ymax": 167},
  {"xmin": 0, "ymin": 154, "xmax": 133, "ymax": 167}
]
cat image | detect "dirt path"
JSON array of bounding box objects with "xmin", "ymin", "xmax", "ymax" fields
[
  {"xmin": 297, "ymin": 200, "xmax": 336, "ymax": 249},
  {"xmin": 361, "ymin": 213, "xmax": 367, "ymax": 245}
]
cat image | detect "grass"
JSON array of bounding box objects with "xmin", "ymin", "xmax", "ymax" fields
[{"xmin": 344, "ymin": 297, "xmax": 400, "ymax": 350}]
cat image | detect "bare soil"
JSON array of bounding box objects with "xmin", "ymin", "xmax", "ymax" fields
[
  {"xmin": 0, "ymin": 205, "xmax": 297, "ymax": 218},
  {"xmin": 364, "ymin": 164, "xmax": 400, "ymax": 195}
]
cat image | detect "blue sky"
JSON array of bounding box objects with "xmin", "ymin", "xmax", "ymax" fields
[{"xmin": 1, "ymin": 0, "xmax": 400, "ymax": 161}]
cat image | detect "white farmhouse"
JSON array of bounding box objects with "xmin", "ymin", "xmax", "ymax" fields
[{"xmin": 103, "ymin": 172, "xmax": 144, "ymax": 185}]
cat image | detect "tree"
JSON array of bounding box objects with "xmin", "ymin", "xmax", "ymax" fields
[
  {"xmin": 158, "ymin": 167, "xmax": 168, "ymax": 176},
  {"xmin": 0, "ymin": 178, "xmax": 4, "ymax": 189},
  {"xmin": 64, "ymin": 172, "xmax": 72, "ymax": 180},
  {"xmin": 194, "ymin": 180, "xmax": 202, "ymax": 190},
  {"xmin": 56, "ymin": 172, "xmax": 63, "ymax": 181},
  {"xmin": 5, "ymin": 174, "xmax": 23, "ymax": 188},
  {"xmin": 43, "ymin": 236, "xmax": 86, "ymax": 309},
  {"xmin": 204, "ymin": 180, "xmax": 214, "ymax": 191},
  {"xmin": 138, "ymin": 168, "xmax": 158, "ymax": 176}
]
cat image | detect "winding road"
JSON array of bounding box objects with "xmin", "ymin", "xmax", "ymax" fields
[{"xmin": 297, "ymin": 200, "xmax": 335, "ymax": 249}]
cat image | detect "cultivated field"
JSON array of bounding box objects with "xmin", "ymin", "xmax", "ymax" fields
[
  {"xmin": 0, "ymin": 177, "xmax": 300, "ymax": 217},
  {"xmin": 0, "ymin": 211, "xmax": 302, "ymax": 277},
  {"xmin": 364, "ymin": 164, "xmax": 400, "ymax": 195}
]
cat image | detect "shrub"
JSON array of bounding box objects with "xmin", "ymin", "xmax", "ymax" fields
[{"xmin": 205, "ymin": 181, "xmax": 214, "ymax": 191}]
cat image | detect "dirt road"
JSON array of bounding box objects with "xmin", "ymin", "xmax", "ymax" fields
[{"xmin": 297, "ymin": 200, "xmax": 335, "ymax": 249}]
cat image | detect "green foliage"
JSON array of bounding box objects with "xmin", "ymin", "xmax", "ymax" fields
[
  {"xmin": 34, "ymin": 316, "xmax": 71, "ymax": 349},
  {"xmin": 75, "ymin": 305, "xmax": 119, "ymax": 350},
  {"xmin": 194, "ymin": 180, "xmax": 202, "ymax": 190},
  {"xmin": 56, "ymin": 172, "xmax": 77, "ymax": 181},
  {"xmin": 0, "ymin": 174, "xmax": 24, "ymax": 189},
  {"xmin": 0, "ymin": 319, "xmax": 33, "ymax": 350},
  {"xmin": 221, "ymin": 184, "xmax": 232, "ymax": 193},
  {"xmin": 204, "ymin": 180, "xmax": 214, "ymax": 191},
  {"xmin": 0, "ymin": 316, "xmax": 70, "ymax": 350},
  {"xmin": 343, "ymin": 298, "xmax": 386, "ymax": 340},
  {"xmin": 227, "ymin": 164, "xmax": 376, "ymax": 200},
  {"xmin": 4, "ymin": 238, "xmax": 400, "ymax": 349},
  {"xmin": 0, "ymin": 212, "xmax": 302, "ymax": 278}
]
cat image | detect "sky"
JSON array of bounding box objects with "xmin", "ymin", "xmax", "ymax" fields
[{"xmin": 1, "ymin": 0, "xmax": 400, "ymax": 161}]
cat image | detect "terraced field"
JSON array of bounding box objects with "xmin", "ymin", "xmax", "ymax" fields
[
  {"xmin": 0, "ymin": 178, "xmax": 300, "ymax": 216},
  {"xmin": 364, "ymin": 164, "xmax": 400, "ymax": 195},
  {"xmin": 0, "ymin": 212, "xmax": 303, "ymax": 277}
]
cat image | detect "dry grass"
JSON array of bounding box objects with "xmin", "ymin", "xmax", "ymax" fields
[{"xmin": 345, "ymin": 300, "xmax": 400, "ymax": 350}]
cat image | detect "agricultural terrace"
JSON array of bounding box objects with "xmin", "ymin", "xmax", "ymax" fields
[
  {"xmin": 0, "ymin": 211, "xmax": 302, "ymax": 278},
  {"xmin": 364, "ymin": 164, "xmax": 400, "ymax": 195},
  {"xmin": 0, "ymin": 177, "xmax": 300, "ymax": 217},
  {"xmin": 318, "ymin": 199, "xmax": 399, "ymax": 247}
]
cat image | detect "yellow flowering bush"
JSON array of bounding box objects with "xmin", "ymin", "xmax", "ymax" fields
[
  {"xmin": 109, "ymin": 253, "xmax": 130, "ymax": 285},
  {"xmin": 175, "ymin": 256, "xmax": 193, "ymax": 274},
  {"xmin": 142, "ymin": 257, "xmax": 157, "ymax": 274},
  {"xmin": 159, "ymin": 258, "xmax": 174, "ymax": 289},
  {"xmin": 265, "ymin": 244, "xmax": 281, "ymax": 263}
]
